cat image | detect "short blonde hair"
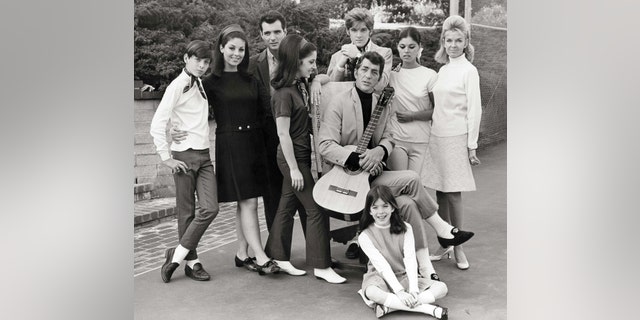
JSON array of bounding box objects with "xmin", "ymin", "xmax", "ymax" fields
[{"xmin": 434, "ymin": 15, "xmax": 475, "ymax": 64}]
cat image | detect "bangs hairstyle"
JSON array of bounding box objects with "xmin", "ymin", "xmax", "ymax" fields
[
  {"xmin": 259, "ymin": 10, "xmax": 287, "ymax": 32},
  {"xmin": 434, "ymin": 15, "xmax": 475, "ymax": 64},
  {"xmin": 185, "ymin": 40, "xmax": 214, "ymax": 60},
  {"xmin": 345, "ymin": 7, "xmax": 374, "ymax": 31},
  {"xmin": 355, "ymin": 51, "xmax": 385, "ymax": 81},
  {"xmin": 359, "ymin": 185, "xmax": 407, "ymax": 235},
  {"xmin": 211, "ymin": 27, "xmax": 251, "ymax": 79},
  {"xmin": 271, "ymin": 34, "xmax": 317, "ymax": 89}
]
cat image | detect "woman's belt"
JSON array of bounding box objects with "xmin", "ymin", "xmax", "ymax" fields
[{"xmin": 216, "ymin": 123, "xmax": 262, "ymax": 133}]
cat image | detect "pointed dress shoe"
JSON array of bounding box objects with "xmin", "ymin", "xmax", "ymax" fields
[
  {"xmin": 161, "ymin": 247, "xmax": 179, "ymax": 283},
  {"xmin": 437, "ymin": 228, "xmax": 474, "ymax": 248},
  {"xmin": 185, "ymin": 263, "xmax": 211, "ymax": 281}
]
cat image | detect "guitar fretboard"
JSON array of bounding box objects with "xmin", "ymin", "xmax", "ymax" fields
[{"xmin": 355, "ymin": 89, "xmax": 393, "ymax": 154}]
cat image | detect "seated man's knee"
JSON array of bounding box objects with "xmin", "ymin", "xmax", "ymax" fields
[
  {"xmin": 396, "ymin": 170, "xmax": 422, "ymax": 192},
  {"xmin": 395, "ymin": 196, "xmax": 418, "ymax": 219},
  {"xmin": 402, "ymin": 170, "xmax": 420, "ymax": 182}
]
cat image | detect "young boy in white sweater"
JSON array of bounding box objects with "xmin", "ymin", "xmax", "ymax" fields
[{"xmin": 150, "ymin": 40, "xmax": 219, "ymax": 283}]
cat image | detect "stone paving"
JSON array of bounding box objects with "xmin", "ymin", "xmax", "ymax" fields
[
  {"xmin": 133, "ymin": 200, "xmax": 266, "ymax": 276},
  {"xmin": 135, "ymin": 142, "xmax": 507, "ymax": 320}
]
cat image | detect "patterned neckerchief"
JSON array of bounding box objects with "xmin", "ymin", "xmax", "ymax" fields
[
  {"xmin": 295, "ymin": 78, "xmax": 310, "ymax": 114},
  {"xmin": 183, "ymin": 68, "xmax": 207, "ymax": 99}
]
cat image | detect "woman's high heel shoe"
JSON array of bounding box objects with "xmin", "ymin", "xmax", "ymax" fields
[
  {"xmin": 256, "ymin": 259, "xmax": 280, "ymax": 275},
  {"xmin": 437, "ymin": 228, "xmax": 474, "ymax": 248},
  {"xmin": 234, "ymin": 256, "xmax": 258, "ymax": 272},
  {"xmin": 454, "ymin": 249, "xmax": 470, "ymax": 270},
  {"xmin": 429, "ymin": 246, "xmax": 453, "ymax": 261}
]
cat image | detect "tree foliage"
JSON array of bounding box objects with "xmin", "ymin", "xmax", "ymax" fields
[
  {"xmin": 134, "ymin": 0, "xmax": 452, "ymax": 90},
  {"xmin": 471, "ymin": 2, "xmax": 507, "ymax": 27}
]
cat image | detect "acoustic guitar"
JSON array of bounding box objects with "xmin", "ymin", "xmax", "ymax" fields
[{"xmin": 312, "ymin": 86, "xmax": 395, "ymax": 214}]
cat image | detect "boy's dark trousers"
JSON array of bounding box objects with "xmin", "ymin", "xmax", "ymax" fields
[{"xmin": 172, "ymin": 148, "xmax": 219, "ymax": 261}]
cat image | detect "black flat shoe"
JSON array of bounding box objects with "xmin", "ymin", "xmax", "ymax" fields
[
  {"xmin": 234, "ymin": 256, "xmax": 258, "ymax": 272},
  {"xmin": 185, "ymin": 263, "xmax": 210, "ymax": 281},
  {"xmin": 257, "ymin": 259, "xmax": 280, "ymax": 275},
  {"xmin": 161, "ymin": 248, "xmax": 179, "ymax": 283},
  {"xmin": 431, "ymin": 273, "xmax": 442, "ymax": 282},
  {"xmin": 345, "ymin": 242, "xmax": 360, "ymax": 259},
  {"xmin": 436, "ymin": 306, "xmax": 448, "ymax": 320},
  {"xmin": 437, "ymin": 228, "xmax": 474, "ymax": 248}
]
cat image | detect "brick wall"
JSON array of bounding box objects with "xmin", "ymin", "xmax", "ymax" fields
[{"xmin": 134, "ymin": 94, "xmax": 216, "ymax": 198}]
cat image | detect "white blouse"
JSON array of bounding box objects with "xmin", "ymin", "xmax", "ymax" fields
[{"xmin": 388, "ymin": 66, "xmax": 437, "ymax": 143}]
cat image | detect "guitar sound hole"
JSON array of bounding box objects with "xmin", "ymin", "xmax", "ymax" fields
[{"xmin": 342, "ymin": 167, "xmax": 363, "ymax": 176}]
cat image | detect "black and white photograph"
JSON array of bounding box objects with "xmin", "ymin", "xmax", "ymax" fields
[
  {"xmin": 6, "ymin": 0, "xmax": 640, "ymax": 319},
  {"xmin": 133, "ymin": 1, "xmax": 506, "ymax": 319}
]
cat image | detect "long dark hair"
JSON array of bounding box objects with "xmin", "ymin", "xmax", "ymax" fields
[
  {"xmin": 398, "ymin": 26, "xmax": 421, "ymax": 46},
  {"xmin": 211, "ymin": 24, "xmax": 251, "ymax": 79},
  {"xmin": 359, "ymin": 185, "xmax": 407, "ymax": 234},
  {"xmin": 271, "ymin": 34, "xmax": 317, "ymax": 89}
]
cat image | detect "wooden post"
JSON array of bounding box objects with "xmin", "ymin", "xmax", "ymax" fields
[
  {"xmin": 450, "ymin": 0, "xmax": 459, "ymax": 16},
  {"xmin": 465, "ymin": 0, "xmax": 472, "ymax": 21}
]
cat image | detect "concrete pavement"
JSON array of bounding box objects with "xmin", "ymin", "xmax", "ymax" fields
[{"xmin": 134, "ymin": 141, "xmax": 506, "ymax": 320}]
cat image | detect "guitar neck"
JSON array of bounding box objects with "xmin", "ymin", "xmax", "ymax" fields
[{"xmin": 355, "ymin": 102, "xmax": 385, "ymax": 154}]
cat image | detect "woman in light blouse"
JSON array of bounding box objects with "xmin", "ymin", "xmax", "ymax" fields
[
  {"xmin": 424, "ymin": 15, "xmax": 482, "ymax": 271},
  {"xmin": 387, "ymin": 27, "xmax": 437, "ymax": 181}
]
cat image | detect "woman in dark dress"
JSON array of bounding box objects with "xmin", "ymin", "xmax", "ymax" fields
[{"xmin": 203, "ymin": 24, "xmax": 279, "ymax": 274}]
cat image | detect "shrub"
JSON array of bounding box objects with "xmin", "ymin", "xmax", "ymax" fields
[
  {"xmin": 134, "ymin": 0, "xmax": 346, "ymax": 90},
  {"xmin": 371, "ymin": 27, "xmax": 442, "ymax": 70},
  {"xmin": 134, "ymin": 0, "xmax": 451, "ymax": 90}
]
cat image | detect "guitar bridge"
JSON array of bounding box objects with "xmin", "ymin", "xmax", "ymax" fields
[{"xmin": 328, "ymin": 185, "xmax": 357, "ymax": 197}]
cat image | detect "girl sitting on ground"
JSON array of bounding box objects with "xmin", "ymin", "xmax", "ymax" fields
[{"xmin": 357, "ymin": 185, "xmax": 449, "ymax": 319}]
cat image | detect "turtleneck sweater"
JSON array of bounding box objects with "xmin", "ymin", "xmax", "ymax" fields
[{"xmin": 431, "ymin": 54, "xmax": 482, "ymax": 149}]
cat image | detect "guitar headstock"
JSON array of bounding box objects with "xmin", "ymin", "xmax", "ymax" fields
[{"xmin": 378, "ymin": 86, "xmax": 395, "ymax": 107}]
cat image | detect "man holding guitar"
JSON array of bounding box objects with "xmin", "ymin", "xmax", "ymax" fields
[{"xmin": 317, "ymin": 52, "xmax": 475, "ymax": 277}]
